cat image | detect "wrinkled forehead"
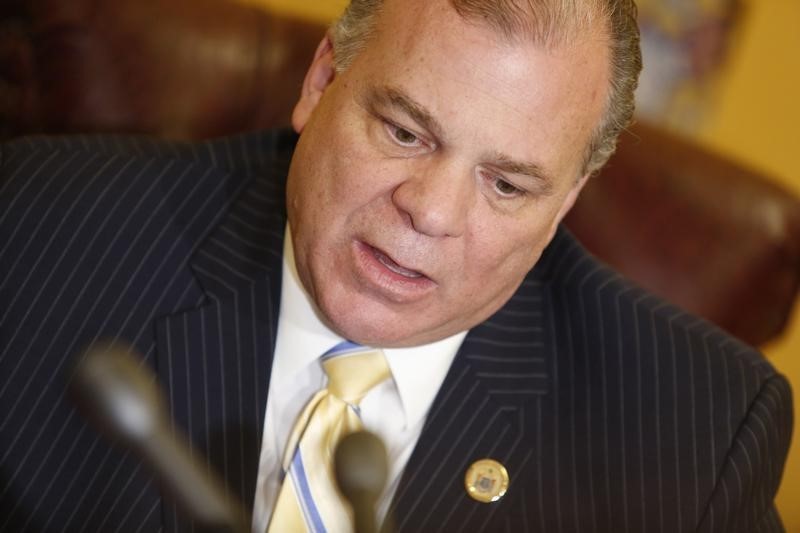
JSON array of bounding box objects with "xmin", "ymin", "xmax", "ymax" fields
[
  {"xmin": 448, "ymin": 0, "xmax": 609, "ymax": 47},
  {"xmin": 351, "ymin": 0, "xmax": 611, "ymax": 183}
]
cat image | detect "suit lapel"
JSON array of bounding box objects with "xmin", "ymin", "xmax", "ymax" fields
[
  {"xmin": 389, "ymin": 273, "xmax": 551, "ymax": 532},
  {"xmin": 153, "ymin": 133, "xmax": 293, "ymax": 531}
]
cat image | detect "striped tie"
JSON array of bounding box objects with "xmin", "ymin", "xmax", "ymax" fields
[{"xmin": 268, "ymin": 342, "xmax": 391, "ymax": 533}]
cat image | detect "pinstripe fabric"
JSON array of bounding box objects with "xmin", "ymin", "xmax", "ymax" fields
[
  {"xmin": 386, "ymin": 231, "xmax": 793, "ymax": 533},
  {"xmin": 0, "ymin": 129, "xmax": 793, "ymax": 533},
  {"xmin": 0, "ymin": 130, "xmax": 293, "ymax": 533}
]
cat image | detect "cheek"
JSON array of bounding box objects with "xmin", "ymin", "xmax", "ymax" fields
[
  {"xmin": 470, "ymin": 212, "xmax": 550, "ymax": 266},
  {"xmin": 290, "ymin": 152, "xmax": 356, "ymax": 230},
  {"xmin": 460, "ymin": 217, "xmax": 555, "ymax": 297},
  {"xmin": 463, "ymin": 232, "xmax": 540, "ymax": 290}
]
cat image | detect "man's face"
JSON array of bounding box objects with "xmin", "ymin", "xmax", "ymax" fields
[{"xmin": 287, "ymin": 0, "xmax": 609, "ymax": 347}]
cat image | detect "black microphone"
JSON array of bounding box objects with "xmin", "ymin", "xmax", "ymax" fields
[
  {"xmin": 69, "ymin": 341, "xmax": 248, "ymax": 533},
  {"xmin": 334, "ymin": 430, "xmax": 390, "ymax": 533}
]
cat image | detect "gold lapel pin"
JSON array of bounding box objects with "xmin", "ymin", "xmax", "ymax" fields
[{"xmin": 464, "ymin": 458, "xmax": 509, "ymax": 503}]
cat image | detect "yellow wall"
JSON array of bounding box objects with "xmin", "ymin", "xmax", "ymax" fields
[
  {"xmin": 695, "ymin": 1, "xmax": 800, "ymax": 528},
  {"xmin": 253, "ymin": 0, "xmax": 800, "ymax": 526},
  {"xmin": 239, "ymin": 0, "xmax": 348, "ymax": 22}
]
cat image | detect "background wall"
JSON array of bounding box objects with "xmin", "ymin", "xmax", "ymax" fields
[
  {"xmin": 250, "ymin": 0, "xmax": 800, "ymax": 527},
  {"xmin": 694, "ymin": 1, "xmax": 800, "ymax": 529},
  {"xmin": 240, "ymin": 0, "xmax": 347, "ymax": 22}
]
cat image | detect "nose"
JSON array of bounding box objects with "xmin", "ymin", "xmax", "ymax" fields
[{"xmin": 391, "ymin": 159, "xmax": 472, "ymax": 238}]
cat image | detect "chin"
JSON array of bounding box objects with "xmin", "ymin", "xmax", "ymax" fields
[
  {"xmin": 315, "ymin": 297, "xmax": 427, "ymax": 348},
  {"xmin": 325, "ymin": 313, "xmax": 407, "ymax": 347}
]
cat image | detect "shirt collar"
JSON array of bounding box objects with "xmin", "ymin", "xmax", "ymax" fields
[
  {"xmin": 274, "ymin": 226, "xmax": 343, "ymax": 382},
  {"xmin": 383, "ymin": 335, "xmax": 465, "ymax": 430}
]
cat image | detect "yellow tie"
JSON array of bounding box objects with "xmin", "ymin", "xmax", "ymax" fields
[{"xmin": 268, "ymin": 342, "xmax": 390, "ymax": 533}]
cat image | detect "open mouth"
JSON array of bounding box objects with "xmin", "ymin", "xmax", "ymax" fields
[
  {"xmin": 370, "ymin": 246, "xmax": 424, "ymax": 279},
  {"xmin": 353, "ymin": 240, "xmax": 436, "ymax": 301}
]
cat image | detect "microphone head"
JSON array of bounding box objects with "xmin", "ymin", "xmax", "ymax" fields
[
  {"xmin": 334, "ymin": 430, "xmax": 389, "ymax": 502},
  {"xmin": 69, "ymin": 341, "xmax": 166, "ymax": 443}
]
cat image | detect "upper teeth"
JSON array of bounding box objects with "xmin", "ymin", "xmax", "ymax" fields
[{"xmin": 375, "ymin": 251, "xmax": 422, "ymax": 278}]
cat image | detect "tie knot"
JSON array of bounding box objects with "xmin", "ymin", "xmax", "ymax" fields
[{"xmin": 322, "ymin": 341, "xmax": 390, "ymax": 404}]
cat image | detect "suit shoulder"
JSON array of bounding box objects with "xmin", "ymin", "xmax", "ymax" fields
[
  {"xmin": 0, "ymin": 130, "xmax": 292, "ymax": 293},
  {"xmin": 1, "ymin": 128, "xmax": 297, "ymax": 174},
  {"xmin": 527, "ymin": 227, "xmax": 791, "ymax": 532},
  {"xmin": 540, "ymin": 228, "xmax": 777, "ymax": 380},
  {"xmin": 0, "ymin": 129, "xmax": 296, "ymax": 226}
]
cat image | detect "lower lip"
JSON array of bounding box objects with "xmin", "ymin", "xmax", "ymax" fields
[{"xmin": 352, "ymin": 241, "xmax": 436, "ymax": 302}]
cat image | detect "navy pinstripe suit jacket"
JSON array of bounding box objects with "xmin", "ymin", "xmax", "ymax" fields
[{"xmin": 0, "ymin": 130, "xmax": 793, "ymax": 533}]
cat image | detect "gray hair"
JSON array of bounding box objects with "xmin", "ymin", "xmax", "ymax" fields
[{"xmin": 330, "ymin": 0, "xmax": 642, "ymax": 176}]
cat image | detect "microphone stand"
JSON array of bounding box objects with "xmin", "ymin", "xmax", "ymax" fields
[{"xmin": 69, "ymin": 341, "xmax": 248, "ymax": 533}]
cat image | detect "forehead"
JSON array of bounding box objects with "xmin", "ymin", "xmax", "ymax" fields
[
  {"xmin": 342, "ymin": 0, "xmax": 611, "ymax": 180},
  {"xmin": 365, "ymin": 0, "xmax": 610, "ymax": 67}
]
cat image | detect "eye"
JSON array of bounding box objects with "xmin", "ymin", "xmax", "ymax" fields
[
  {"xmin": 482, "ymin": 171, "xmax": 525, "ymax": 198},
  {"xmin": 385, "ymin": 122, "xmax": 421, "ymax": 147},
  {"xmin": 494, "ymin": 179, "xmax": 523, "ymax": 196}
]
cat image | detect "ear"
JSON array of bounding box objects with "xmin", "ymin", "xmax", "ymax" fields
[
  {"xmin": 547, "ymin": 173, "xmax": 591, "ymax": 241},
  {"xmin": 558, "ymin": 173, "xmax": 591, "ymax": 220},
  {"xmin": 292, "ymin": 34, "xmax": 337, "ymax": 133}
]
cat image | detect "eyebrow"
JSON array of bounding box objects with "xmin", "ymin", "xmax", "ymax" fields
[
  {"xmin": 361, "ymin": 84, "xmax": 556, "ymax": 194},
  {"xmin": 361, "ymin": 85, "xmax": 446, "ymax": 141}
]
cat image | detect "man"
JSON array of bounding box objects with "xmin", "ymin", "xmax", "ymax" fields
[{"xmin": 0, "ymin": 0, "xmax": 792, "ymax": 532}]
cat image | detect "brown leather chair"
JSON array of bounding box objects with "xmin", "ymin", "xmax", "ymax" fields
[
  {"xmin": 2, "ymin": 0, "xmax": 799, "ymax": 346},
  {"xmin": 568, "ymin": 123, "xmax": 800, "ymax": 346}
]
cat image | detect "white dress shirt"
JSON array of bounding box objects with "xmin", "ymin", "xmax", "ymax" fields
[{"xmin": 252, "ymin": 229, "xmax": 466, "ymax": 532}]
